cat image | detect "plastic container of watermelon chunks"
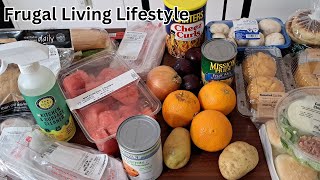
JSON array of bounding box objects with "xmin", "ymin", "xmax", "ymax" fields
[{"xmin": 57, "ymin": 50, "xmax": 161, "ymax": 156}]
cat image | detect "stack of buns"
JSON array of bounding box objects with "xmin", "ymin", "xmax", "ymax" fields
[
  {"xmin": 242, "ymin": 52, "xmax": 285, "ymax": 109},
  {"xmin": 265, "ymin": 120, "xmax": 319, "ymax": 180},
  {"xmin": 294, "ymin": 48, "xmax": 320, "ymax": 87}
]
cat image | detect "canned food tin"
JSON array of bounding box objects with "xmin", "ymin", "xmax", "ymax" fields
[
  {"xmin": 201, "ymin": 39, "xmax": 237, "ymax": 85},
  {"xmin": 117, "ymin": 115, "xmax": 162, "ymax": 180},
  {"xmin": 164, "ymin": 0, "xmax": 208, "ymax": 58}
]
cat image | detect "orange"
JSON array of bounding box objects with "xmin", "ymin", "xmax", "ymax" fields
[
  {"xmin": 198, "ymin": 81, "xmax": 236, "ymax": 115},
  {"xmin": 190, "ymin": 110, "xmax": 232, "ymax": 152},
  {"xmin": 162, "ymin": 90, "xmax": 200, "ymax": 128}
]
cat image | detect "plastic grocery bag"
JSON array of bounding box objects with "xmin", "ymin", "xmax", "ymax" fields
[
  {"xmin": 286, "ymin": 0, "xmax": 320, "ymax": 46},
  {"xmin": 0, "ymin": 127, "xmax": 128, "ymax": 180},
  {"xmin": 117, "ymin": 21, "xmax": 166, "ymax": 80}
]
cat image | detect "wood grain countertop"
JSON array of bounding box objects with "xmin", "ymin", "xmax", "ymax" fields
[{"xmin": 70, "ymin": 52, "xmax": 271, "ymax": 180}]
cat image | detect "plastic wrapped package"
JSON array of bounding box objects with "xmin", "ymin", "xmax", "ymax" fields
[
  {"xmin": 0, "ymin": 116, "xmax": 35, "ymax": 134},
  {"xmin": 205, "ymin": 17, "xmax": 291, "ymax": 51},
  {"xmin": 274, "ymin": 87, "xmax": 320, "ymax": 171},
  {"xmin": 286, "ymin": 0, "xmax": 320, "ymax": 46},
  {"xmin": 117, "ymin": 22, "xmax": 166, "ymax": 80},
  {"xmin": 58, "ymin": 50, "xmax": 161, "ymax": 156},
  {"xmin": 0, "ymin": 127, "xmax": 128, "ymax": 180},
  {"xmin": 235, "ymin": 47, "xmax": 292, "ymax": 123}
]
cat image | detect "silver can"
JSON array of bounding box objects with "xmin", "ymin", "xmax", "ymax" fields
[{"xmin": 116, "ymin": 115, "xmax": 162, "ymax": 180}]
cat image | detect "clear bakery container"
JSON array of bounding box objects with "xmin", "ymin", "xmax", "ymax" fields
[
  {"xmin": 281, "ymin": 48, "xmax": 320, "ymax": 89},
  {"xmin": 235, "ymin": 47, "xmax": 293, "ymax": 123},
  {"xmin": 274, "ymin": 87, "xmax": 320, "ymax": 171},
  {"xmin": 57, "ymin": 50, "xmax": 161, "ymax": 156}
]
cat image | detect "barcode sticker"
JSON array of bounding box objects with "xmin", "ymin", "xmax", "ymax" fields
[
  {"xmin": 66, "ymin": 69, "xmax": 140, "ymax": 111},
  {"xmin": 117, "ymin": 31, "xmax": 147, "ymax": 61},
  {"xmin": 43, "ymin": 144, "xmax": 108, "ymax": 180},
  {"xmin": 233, "ymin": 19, "xmax": 260, "ymax": 40}
]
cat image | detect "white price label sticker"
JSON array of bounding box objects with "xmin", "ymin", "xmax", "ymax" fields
[
  {"xmin": 66, "ymin": 69, "xmax": 140, "ymax": 110},
  {"xmin": 44, "ymin": 144, "xmax": 108, "ymax": 180},
  {"xmin": 117, "ymin": 31, "xmax": 147, "ymax": 61},
  {"xmin": 233, "ymin": 19, "xmax": 259, "ymax": 40}
]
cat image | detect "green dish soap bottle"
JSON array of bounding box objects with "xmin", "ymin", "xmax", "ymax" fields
[{"xmin": 0, "ymin": 41, "xmax": 76, "ymax": 141}]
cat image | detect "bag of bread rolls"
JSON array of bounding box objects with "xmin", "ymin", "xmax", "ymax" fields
[{"xmin": 286, "ymin": 0, "xmax": 320, "ymax": 46}]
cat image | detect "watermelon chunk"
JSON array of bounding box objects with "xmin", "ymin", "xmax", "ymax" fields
[
  {"xmin": 97, "ymin": 68, "xmax": 123, "ymax": 82},
  {"xmin": 62, "ymin": 70, "xmax": 95, "ymax": 98},
  {"xmin": 119, "ymin": 105, "xmax": 140, "ymax": 120},
  {"xmin": 89, "ymin": 128, "xmax": 109, "ymax": 140},
  {"xmin": 112, "ymin": 85, "xmax": 140, "ymax": 105},
  {"xmin": 80, "ymin": 103, "xmax": 107, "ymax": 126},
  {"xmin": 96, "ymin": 138, "xmax": 120, "ymax": 156},
  {"xmin": 98, "ymin": 110, "xmax": 120, "ymax": 130}
]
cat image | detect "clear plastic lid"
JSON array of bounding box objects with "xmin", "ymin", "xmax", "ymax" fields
[
  {"xmin": 235, "ymin": 47, "xmax": 292, "ymax": 122},
  {"xmin": 286, "ymin": 0, "xmax": 320, "ymax": 46},
  {"xmin": 275, "ymin": 87, "xmax": 320, "ymax": 170},
  {"xmin": 57, "ymin": 50, "xmax": 161, "ymax": 144}
]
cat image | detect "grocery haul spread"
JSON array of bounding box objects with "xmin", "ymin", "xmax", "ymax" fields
[{"xmin": 1, "ymin": 1, "xmax": 320, "ymax": 180}]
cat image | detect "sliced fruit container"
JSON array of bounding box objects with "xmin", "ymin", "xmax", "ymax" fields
[
  {"xmin": 234, "ymin": 47, "xmax": 294, "ymax": 121},
  {"xmin": 205, "ymin": 17, "xmax": 291, "ymax": 51},
  {"xmin": 274, "ymin": 87, "xmax": 320, "ymax": 171},
  {"xmin": 57, "ymin": 50, "xmax": 161, "ymax": 156}
]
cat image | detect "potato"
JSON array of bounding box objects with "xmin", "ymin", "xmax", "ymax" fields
[
  {"xmin": 163, "ymin": 127, "xmax": 191, "ymax": 169},
  {"xmin": 218, "ymin": 141, "xmax": 259, "ymax": 180}
]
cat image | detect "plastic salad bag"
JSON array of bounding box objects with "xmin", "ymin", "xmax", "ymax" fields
[
  {"xmin": 286, "ymin": 0, "xmax": 320, "ymax": 46},
  {"xmin": 0, "ymin": 127, "xmax": 128, "ymax": 180}
]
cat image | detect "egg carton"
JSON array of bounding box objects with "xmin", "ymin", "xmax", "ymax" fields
[
  {"xmin": 235, "ymin": 47, "xmax": 295, "ymax": 120},
  {"xmin": 205, "ymin": 17, "xmax": 291, "ymax": 51}
]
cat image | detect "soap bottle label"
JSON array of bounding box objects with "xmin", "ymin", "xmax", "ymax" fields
[{"xmin": 22, "ymin": 82, "xmax": 76, "ymax": 141}]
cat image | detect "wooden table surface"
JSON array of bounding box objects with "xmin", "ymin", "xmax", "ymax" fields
[{"xmin": 70, "ymin": 52, "xmax": 271, "ymax": 180}]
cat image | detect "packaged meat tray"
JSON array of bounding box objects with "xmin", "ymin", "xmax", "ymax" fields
[
  {"xmin": 117, "ymin": 22, "xmax": 166, "ymax": 81},
  {"xmin": 205, "ymin": 17, "xmax": 291, "ymax": 51},
  {"xmin": 57, "ymin": 50, "xmax": 161, "ymax": 156},
  {"xmin": 274, "ymin": 87, "xmax": 320, "ymax": 171},
  {"xmin": 282, "ymin": 48, "xmax": 320, "ymax": 88},
  {"xmin": 235, "ymin": 47, "xmax": 293, "ymax": 122}
]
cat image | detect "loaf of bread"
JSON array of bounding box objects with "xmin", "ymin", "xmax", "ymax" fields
[
  {"xmin": 243, "ymin": 52, "xmax": 277, "ymax": 83},
  {"xmin": 275, "ymin": 154, "xmax": 318, "ymax": 180}
]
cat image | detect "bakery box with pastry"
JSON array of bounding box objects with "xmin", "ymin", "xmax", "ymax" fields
[{"xmin": 294, "ymin": 48, "xmax": 320, "ymax": 87}]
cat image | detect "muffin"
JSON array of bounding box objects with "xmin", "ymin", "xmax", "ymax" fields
[
  {"xmin": 247, "ymin": 76, "xmax": 285, "ymax": 106},
  {"xmin": 294, "ymin": 61, "xmax": 320, "ymax": 87},
  {"xmin": 243, "ymin": 52, "xmax": 277, "ymax": 83}
]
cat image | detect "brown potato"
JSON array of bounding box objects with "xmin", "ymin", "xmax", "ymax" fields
[{"xmin": 163, "ymin": 127, "xmax": 191, "ymax": 169}]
